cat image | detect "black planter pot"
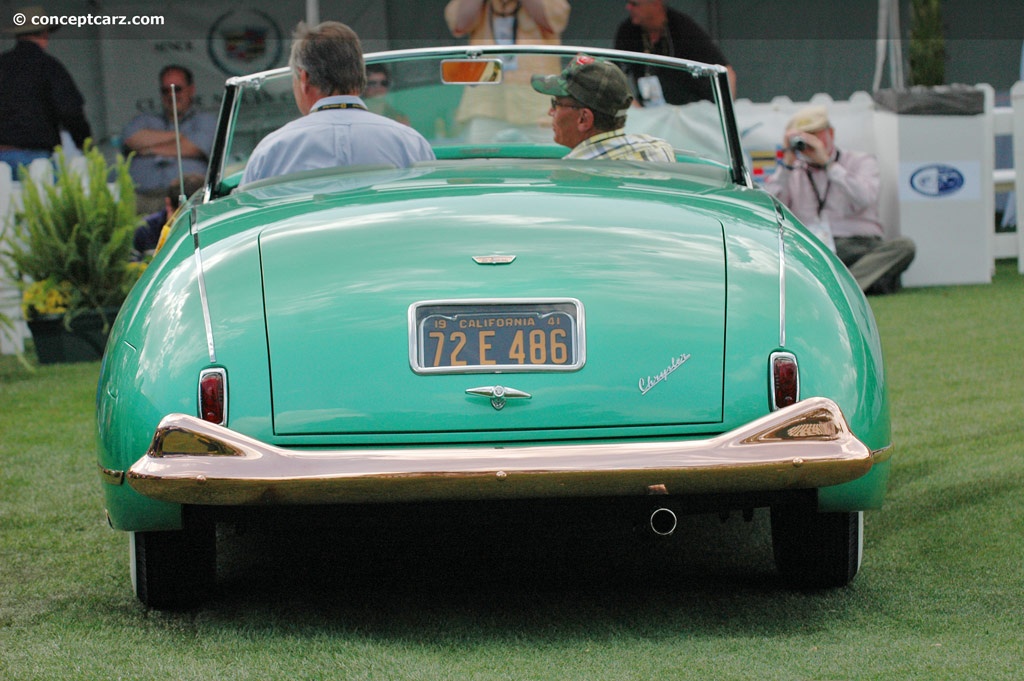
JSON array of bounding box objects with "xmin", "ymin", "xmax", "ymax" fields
[
  {"xmin": 872, "ymin": 85, "xmax": 984, "ymax": 116},
  {"xmin": 27, "ymin": 308, "xmax": 118, "ymax": 364}
]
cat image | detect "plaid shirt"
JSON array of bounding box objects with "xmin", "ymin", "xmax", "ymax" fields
[{"xmin": 565, "ymin": 130, "xmax": 676, "ymax": 162}]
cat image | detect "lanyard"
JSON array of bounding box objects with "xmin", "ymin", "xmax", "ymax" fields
[
  {"xmin": 489, "ymin": 0, "xmax": 521, "ymax": 17},
  {"xmin": 805, "ymin": 169, "xmax": 831, "ymax": 216},
  {"xmin": 319, "ymin": 102, "xmax": 372, "ymax": 111},
  {"xmin": 804, "ymin": 150, "xmax": 840, "ymax": 216},
  {"xmin": 641, "ymin": 25, "xmax": 673, "ymax": 57},
  {"xmin": 641, "ymin": 24, "xmax": 673, "ymax": 77},
  {"xmin": 489, "ymin": 1, "xmax": 520, "ymax": 44}
]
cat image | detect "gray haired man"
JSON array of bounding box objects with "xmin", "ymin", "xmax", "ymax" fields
[{"xmin": 242, "ymin": 21, "xmax": 434, "ymax": 185}]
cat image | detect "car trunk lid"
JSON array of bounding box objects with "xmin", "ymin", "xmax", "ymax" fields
[{"xmin": 259, "ymin": 187, "xmax": 726, "ymax": 438}]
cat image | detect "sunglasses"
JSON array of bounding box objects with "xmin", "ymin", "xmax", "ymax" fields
[
  {"xmin": 550, "ymin": 97, "xmax": 584, "ymax": 110},
  {"xmin": 367, "ymin": 79, "xmax": 390, "ymax": 87}
]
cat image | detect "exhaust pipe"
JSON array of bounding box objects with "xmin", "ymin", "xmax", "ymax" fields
[{"xmin": 648, "ymin": 507, "xmax": 678, "ymax": 536}]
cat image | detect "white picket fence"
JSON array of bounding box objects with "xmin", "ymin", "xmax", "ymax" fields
[{"xmin": 992, "ymin": 80, "xmax": 1024, "ymax": 266}]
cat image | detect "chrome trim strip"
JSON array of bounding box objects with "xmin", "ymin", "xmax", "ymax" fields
[
  {"xmin": 224, "ymin": 45, "xmax": 736, "ymax": 181},
  {"xmin": 472, "ymin": 255, "xmax": 517, "ymax": 265},
  {"xmin": 230, "ymin": 45, "xmax": 729, "ymax": 88},
  {"xmin": 126, "ymin": 397, "xmax": 876, "ymax": 507},
  {"xmin": 871, "ymin": 443, "xmax": 893, "ymax": 464},
  {"xmin": 190, "ymin": 204, "xmax": 216, "ymax": 363},
  {"xmin": 98, "ymin": 465, "xmax": 124, "ymax": 486},
  {"xmin": 776, "ymin": 205, "xmax": 787, "ymax": 348},
  {"xmin": 713, "ymin": 69, "xmax": 750, "ymax": 186}
]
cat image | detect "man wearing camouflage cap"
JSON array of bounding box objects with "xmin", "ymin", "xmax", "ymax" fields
[{"xmin": 531, "ymin": 54, "xmax": 675, "ymax": 161}]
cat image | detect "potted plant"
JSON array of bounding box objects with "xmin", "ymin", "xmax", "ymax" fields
[
  {"xmin": 908, "ymin": 0, "xmax": 945, "ymax": 87},
  {"xmin": 0, "ymin": 141, "xmax": 144, "ymax": 364},
  {"xmin": 874, "ymin": 0, "xmax": 982, "ymax": 115}
]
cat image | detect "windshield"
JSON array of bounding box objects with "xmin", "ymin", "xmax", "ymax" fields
[{"xmin": 214, "ymin": 45, "xmax": 741, "ymax": 191}]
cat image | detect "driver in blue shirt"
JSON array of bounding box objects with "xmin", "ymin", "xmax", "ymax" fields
[{"xmin": 242, "ymin": 22, "xmax": 434, "ymax": 186}]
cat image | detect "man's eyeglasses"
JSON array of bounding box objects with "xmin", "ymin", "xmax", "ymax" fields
[
  {"xmin": 550, "ymin": 97, "xmax": 584, "ymax": 111},
  {"xmin": 367, "ymin": 79, "xmax": 389, "ymax": 88},
  {"xmin": 160, "ymin": 85, "xmax": 187, "ymax": 95}
]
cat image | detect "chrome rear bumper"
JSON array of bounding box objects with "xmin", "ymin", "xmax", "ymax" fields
[{"xmin": 125, "ymin": 397, "xmax": 883, "ymax": 506}]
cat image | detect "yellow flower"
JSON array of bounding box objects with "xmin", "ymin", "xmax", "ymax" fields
[{"xmin": 22, "ymin": 279, "xmax": 74, "ymax": 318}]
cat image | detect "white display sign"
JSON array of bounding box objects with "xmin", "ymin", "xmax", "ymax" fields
[{"xmin": 898, "ymin": 160, "xmax": 981, "ymax": 202}]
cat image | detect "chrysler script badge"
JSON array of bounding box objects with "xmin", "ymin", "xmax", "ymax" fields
[
  {"xmin": 472, "ymin": 255, "xmax": 517, "ymax": 265},
  {"xmin": 639, "ymin": 354, "xmax": 692, "ymax": 395},
  {"xmin": 466, "ymin": 385, "xmax": 532, "ymax": 410}
]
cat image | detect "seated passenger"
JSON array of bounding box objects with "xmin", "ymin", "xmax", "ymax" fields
[
  {"xmin": 241, "ymin": 22, "xmax": 434, "ymax": 186},
  {"xmin": 363, "ymin": 63, "xmax": 410, "ymax": 126},
  {"xmin": 131, "ymin": 173, "xmax": 205, "ymax": 262},
  {"xmin": 531, "ymin": 54, "xmax": 676, "ymax": 161}
]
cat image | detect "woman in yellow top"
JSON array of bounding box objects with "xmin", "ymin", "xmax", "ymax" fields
[{"xmin": 444, "ymin": 0, "xmax": 571, "ymax": 142}]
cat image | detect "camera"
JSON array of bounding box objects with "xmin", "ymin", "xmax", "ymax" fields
[{"xmin": 789, "ymin": 138, "xmax": 808, "ymax": 152}]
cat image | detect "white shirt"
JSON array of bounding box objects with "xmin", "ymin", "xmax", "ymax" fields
[{"xmin": 241, "ymin": 96, "xmax": 435, "ymax": 186}]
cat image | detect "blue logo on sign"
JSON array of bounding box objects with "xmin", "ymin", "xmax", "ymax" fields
[{"xmin": 909, "ymin": 164, "xmax": 965, "ymax": 197}]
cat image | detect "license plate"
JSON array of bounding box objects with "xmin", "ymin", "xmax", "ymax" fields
[{"xmin": 409, "ymin": 299, "xmax": 585, "ymax": 374}]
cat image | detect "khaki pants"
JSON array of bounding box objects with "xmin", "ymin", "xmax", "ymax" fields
[{"xmin": 835, "ymin": 236, "xmax": 916, "ymax": 295}]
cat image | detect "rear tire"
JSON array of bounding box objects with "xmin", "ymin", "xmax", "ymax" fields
[
  {"xmin": 130, "ymin": 514, "xmax": 216, "ymax": 608},
  {"xmin": 771, "ymin": 507, "xmax": 863, "ymax": 588}
]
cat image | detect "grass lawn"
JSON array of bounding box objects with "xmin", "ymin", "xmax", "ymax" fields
[{"xmin": 1, "ymin": 262, "xmax": 1022, "ymax": 680}]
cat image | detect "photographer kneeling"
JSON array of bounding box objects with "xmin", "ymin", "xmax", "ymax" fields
[{"xmin": 765, "ymin": 105, "xmax": 915, "ymax": 295}]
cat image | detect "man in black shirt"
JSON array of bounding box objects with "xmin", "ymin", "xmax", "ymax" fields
[
  {"xmin": 614, "ymin": 0, "xmax": 736, "ymax": 105},
  {"xmin": 0, "ymin": 7, "xmax": 91, "ymax": 177}
]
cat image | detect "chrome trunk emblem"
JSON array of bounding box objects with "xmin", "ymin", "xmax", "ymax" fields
[
  {"xmin": 472, "ymin": 255, "xmax": 517, "ymax": 265},
  {"xmin": 466, "ymin": 385, "xmax": 531, "ymax": 410}
]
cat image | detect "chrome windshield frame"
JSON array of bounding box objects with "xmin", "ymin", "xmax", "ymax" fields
[{"xmin": 205, "ymin": 44, "xmax": 748, "ymax": 195}]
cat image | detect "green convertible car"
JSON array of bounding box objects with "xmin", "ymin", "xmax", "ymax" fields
[{"xmin": 96, "ymin": 45, "xmax": 891, "ymax": 607}]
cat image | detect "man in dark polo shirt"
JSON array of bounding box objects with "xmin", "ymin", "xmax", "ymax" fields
[
  {"xmin": 0, "ymin": 7, "xmax": 91, "ymax": 177},
  {"xmin": 614, "ymin": 0, "xmax": 736, "ymax": 105}
]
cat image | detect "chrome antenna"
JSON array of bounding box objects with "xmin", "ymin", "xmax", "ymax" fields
[{"xmin": 169, "ymin": 84, "xmax": 187, "ymax": 206}]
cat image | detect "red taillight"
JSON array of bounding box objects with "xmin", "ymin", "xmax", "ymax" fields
[
  {"xmin": 198, "ymin": 368, "xmax": 227, "ymax": 425},
  {"xmin": 770, "ymin": 352, "xmax": 799, "ymax": 410}
]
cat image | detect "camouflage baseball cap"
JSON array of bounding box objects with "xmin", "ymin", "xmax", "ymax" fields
[{"xmin": 531, "ymin": 54, "xmax": 633, "ymax": 117}]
